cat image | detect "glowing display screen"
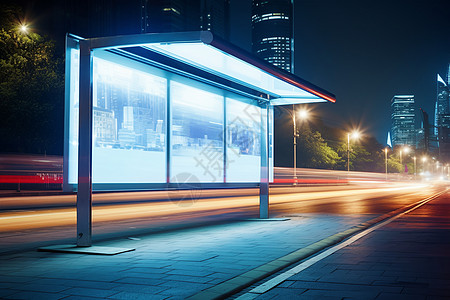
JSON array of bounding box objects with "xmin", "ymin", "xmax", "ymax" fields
[
  {"xmin": 170, "ymin": 80, "xmax": 224, "ymax": 183},
  {"xmin": 226, "ymin": 97, "xmax": 261, "ymax": 182},
  {"xmin": 68, "ymin": 49, "xmax": 80, "ymax": 184},
  {"xmin": 91, "ymin": 57, "xmax": 167, "ymax": 183}
]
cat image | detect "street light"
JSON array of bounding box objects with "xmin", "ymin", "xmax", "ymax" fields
[
  {"xmin": 292, "ymin": 105, "xmax": 308, "ymax": 185},
  {"xmin": 347, "ymin": 131, "xmax": 360, "ymax": 172},
  {"xmin": 18, "ymin": 22, "xmax": 29, "ymax": 34}
]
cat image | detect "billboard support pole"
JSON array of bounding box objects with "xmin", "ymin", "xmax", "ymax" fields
[
  {"xmin": 259, "ymin": 102, "xmax": 269, "ymax": 219},
  {"xmin": 77, "ymin": 40, "xmax": 93, "ymax": 247}
]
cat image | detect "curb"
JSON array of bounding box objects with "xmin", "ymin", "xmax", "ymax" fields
[{"xmin": 187, "ymin": 189, "xmax": 447, "ymax": 300}]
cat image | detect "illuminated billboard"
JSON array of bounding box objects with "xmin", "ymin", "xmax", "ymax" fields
[
  {"xmin": 64, "ymin": 31, "xmax": 335, "ymax": 191},
  {"xmin": 65, "ymin": 43, "xmax": 269, "ymax": 188}
]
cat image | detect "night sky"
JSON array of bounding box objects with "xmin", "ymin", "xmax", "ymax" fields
[
  {"xmin": 230, "ymin": 0, "xmax": 450, "ymax": 144},
  {"xmin": 8, "ymin": 0, "xmax": 450, "ymax": 145}
]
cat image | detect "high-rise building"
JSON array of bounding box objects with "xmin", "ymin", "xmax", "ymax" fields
[
  {"xmin": 200, "ymin": 0, "xmax": 231, "ymax": 39},
  {"xmin": 447, "ymin": 63, "xmax": 450, "ymax": 85},
  {"xmin": 63, "ymin": 0, "xmax": 229, "ymax": 39},
  {"xmin": 143, "ymin": 0, "xmax": 200, "ymax": 34},
  {"xmin": 251, "ymin": 0, "xmax": 293, "ymax": 72},
  {"xmin": 434, "ymin": 74, "xmax": 449, "ymax": 136},
  {"xmin": 391, "ymin": 95, "xmax": 415, "ymax": 147},
  {"xmin": 143, "ymin": 0, "xmax": 230, "ymax": 38}
]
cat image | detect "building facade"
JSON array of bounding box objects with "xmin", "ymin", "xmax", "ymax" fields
[
  {"xmin": 63, "ymin": 0, "xmax": 229, "ymax": 39},
  {"xmin": 434, "ymin": 74, "xmax": 450, "ymax": 136},
  {"xmin": 391, "ymin": 95, "xmax": 415, "ymax": 147},
  {"xmin": 251, "ymin": 0, "xmax": 293, "ymax": 72}
]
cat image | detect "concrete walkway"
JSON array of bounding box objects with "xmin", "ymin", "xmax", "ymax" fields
[
  {"xmin": 0, "ymin": 190, "xmax": 448, "ymax": 299},
  {"xmin": 238, "ymin": 191, "xmax": 450, "ymax": 299}
]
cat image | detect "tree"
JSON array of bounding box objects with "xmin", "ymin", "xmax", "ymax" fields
[
  {"xmin": 0, "ymin": 6, "xmax": 64, "ymax": 154},
  {"xmin": 297, "ymin": 125, "xmax": 340, "ymax": 169}
]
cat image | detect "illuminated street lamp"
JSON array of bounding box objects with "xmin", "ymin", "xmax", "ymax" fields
[
  {"xmin": 292, "ymin": 105, "xmax": 308, "ymax": 185},
  {"xmin": 18, "ymin": 22, "xmax": 29, "ymax": 34},
  {"xmin": 347, "ymin": 131, "xmax": 360, "ymax": 172}
]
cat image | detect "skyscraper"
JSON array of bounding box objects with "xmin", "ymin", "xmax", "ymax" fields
[
  {"xmin": 143, "ymin": 0, "xmax": 200, "ymax": 34},
  {"xmin": 64, "ymin": 0, "xmax": 230, "ymax": 39},
  {"xmin": 434, "ymin": 74, "xmax": 449, "ymax": 136},
  {"xmin": 391, "ymin": 95, "xmax": 415, "ymax": 147},
  {"xmin": 143, "ymin": 0, "xmax": 230, "ymax": 38},
  {"xmin": 251, "ymin": 0, "xmax": 293, "ymax": 72},
  {"xmin": 447, "ymin": 63, "xmax": 450, "ymax": 85}
]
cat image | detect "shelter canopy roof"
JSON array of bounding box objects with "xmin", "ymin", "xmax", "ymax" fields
[{"xmin": 83, "ymin": 31, "xmax": 336, "ymax": 105}]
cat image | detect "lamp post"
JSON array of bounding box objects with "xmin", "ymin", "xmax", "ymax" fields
[
  {"xmin": 413, "ymin": 156, "xmax": 417, "ymax": 179},
  {"xmin": 399, "ymin": 149, "xmax": 402, "ymax": 166},
  {"xmin": 385, "ymin": 148, "xmax": 388, "ymax": 180},
  {"xmin": 399, "ymin": 146, "xmax": 409, "ymax": 170},
  {"xmin": 347, "ymin": 131, "xmax": 360, "ymax": 173},
  {"xmin": 422, "ymin": 156, "xmax": 427, "ymax": 174},
  {"xmin": 292, "ymin": 105, "xmax": 308, "ymax": 186}
]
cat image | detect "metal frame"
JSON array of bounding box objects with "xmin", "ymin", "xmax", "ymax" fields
[{"xmin": 65, "ymin": 31, "xmax": 335, "ymax": 246}]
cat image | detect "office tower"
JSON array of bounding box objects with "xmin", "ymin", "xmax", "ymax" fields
[
  {"xmin": 65, "ymin": 0, "xmax": 143, "ymax": 37},
  {"xmin": 447, "ymin": 63, "xmax": 450, "ymax": 85},
  {"xmin": 143, "ymin": 0, "xmax": 200, "ymax": 33},
  {"xmin": 63, "ymin": 0, "xmax": 229, "ymax": 39},
  {"xmin": 251, "ymin": 0, "xmax": 293, "ymax": 72},
  {"xmin": 200, "ymin": 0, "xmax": 231, "ymax": 39},
  {"xmin": 434, "ymin": 74, "xmax": 450, "ymax": 136},
  {"xmin": 391, "ymin": 95, "xmax": 415, "ymax": 147},
  {"xmin": 143, "ymin": 0, "xmax": 230, "ymax": 38}
]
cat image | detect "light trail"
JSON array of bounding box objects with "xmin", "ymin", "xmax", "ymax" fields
[{"xmin": 0, "ymin": 182, "xmax": 433, "ymax": 232}]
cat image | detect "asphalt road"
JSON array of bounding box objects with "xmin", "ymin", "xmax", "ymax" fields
[{"xmin": 0, "ymin": 179, "xmax": 445, "ymax": 254}]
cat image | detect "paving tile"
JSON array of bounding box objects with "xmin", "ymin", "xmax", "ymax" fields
[
  {"xmin": 0, "ymin": 289, "xmax": 19, "ymax": 298},
  {"xmin": 108, "ymin": 291, "xmax": 168, "ymax": 300},
  {"xmin": 110, "ymin": 283, "xmax": 169, "ymax": 294},
  {"xmin": 376, "ymin": 292, "xmax": 426, "ymax": 300},
  {"xmin": 113, "ymin": 277, "xmax": 166, "ymax": 286},
  {"xmin": 4, "ymin": 290, "xmax": 65, "ymax": 300},
  {"xmin": 14, "ymin": 283, "xmax": 70, "ymax": 293},
  {"xmin": 160, "ymin": 274, "xmax": 214, "ymax": 284},
  {"xmin": 61, "ymin": 287, "xmax": 119, "ymax": 298}
]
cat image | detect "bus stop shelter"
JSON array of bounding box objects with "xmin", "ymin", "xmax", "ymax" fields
[{"xmin": 63, "ymin": 31, "xmax": 336, "ymax": 247}]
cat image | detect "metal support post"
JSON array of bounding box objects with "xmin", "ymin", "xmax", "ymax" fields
[
  {"xmin": 77, "ymin": 40, "xmax": 93, "ymax": 247},
  {"xmin": 259, "ymin": 103, "xmax": 269, "ymax": 219},
  {"xmin": 293, "ymin": 104, "xmax": 297, "ymax": 185}
]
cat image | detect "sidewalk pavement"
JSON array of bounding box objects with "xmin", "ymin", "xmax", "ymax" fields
[
  {"xmin": 237, "ymin": 191, "xmax": 450, "ymax": 300},
  {"xmin": 0, "ymin": 191, "xmax": 448, "ymax": 299}
]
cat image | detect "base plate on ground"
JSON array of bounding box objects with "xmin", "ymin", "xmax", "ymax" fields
[
  {"xmin": 246, "ymin": 218, "xmax": 290, "ymax": 221},
  {"xmin": 38, "ymin": 244, "xmax": 135, "ymax": 255}
]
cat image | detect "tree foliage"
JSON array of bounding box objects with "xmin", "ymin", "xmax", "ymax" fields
[
  {"xmin": 0, "ymin": 6, "xmax": 64, "ymax": 154},
  {"xmin": 296, "ymin": 125, "xmax": 340, "ymax": 169},
  {"xmin": 274, "ymin": 106, "xmax": 409, "ymax": 174}
]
